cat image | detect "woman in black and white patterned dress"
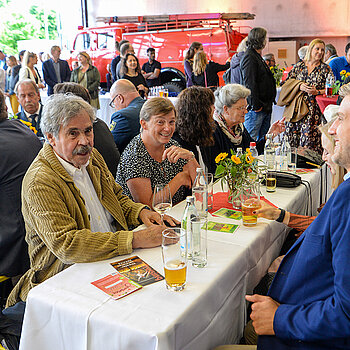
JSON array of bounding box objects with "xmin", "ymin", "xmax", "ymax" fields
[{"xmin": 116, "ymin": 97, "xmax": 199, "ymax": 207}]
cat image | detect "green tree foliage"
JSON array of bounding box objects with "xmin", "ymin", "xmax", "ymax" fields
[{"xmin": 0, "ymin": 2, "xmax": 57, "ymax": 55}]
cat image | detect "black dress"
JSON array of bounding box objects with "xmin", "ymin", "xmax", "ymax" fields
[
  {"xmin": 192, "ymin": 61, "xmax": 230, "ymax": 88},
  {"xmin": 202, "ymin": 121, "xmax": 265, "ymax": 174},
  {"xmin": 122, "ymin": 73, "xmax": 148, "ymax": 98}
]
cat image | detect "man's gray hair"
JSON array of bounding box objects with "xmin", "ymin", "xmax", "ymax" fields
[
  {"xmin": 40, "ymin": 93, "xmax": 95, "ymax": 138},
  {"xmin": 339, "ymin": 83, "xmax": 350, "ymax": 98},
  {"xmin": 15, "ymin": 79, "xmax": 39, "ymax": 95},
  {"xmin": 247, "ymin": 27, "xmax": 267, "ymax": 50},
  {"xmin": 263, "ymin": 53, "xmax": 275, "ymax": 61},
  {"xmin": 214, "ymin": 84, "xmax": 251, "ymax": 115},
  {"xmin": 298, "ymin": 46, "xmax": 309, "ymax": 60}
]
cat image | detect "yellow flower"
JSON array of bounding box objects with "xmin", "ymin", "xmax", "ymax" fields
[
  {"xmin": 346, "ymin": 72, "xmax": 350, "ymax": 78},
  {"xmin": 246, "ymin": 148, "xmax": 252, "ymax": 155},
  {"xmin": 340, "ymin": 70, "xmax": 346, "ymax": 75},
  {"xmin": 215, "ymin": 152, "xmax": 228, "ymax": 163},
  {"xmin": 231, "ymin": 155, "xmax": 241, "ymax": 164},
  {"xmin": 246, "ymin": 154, "xmax": 254, "ymax": 164},
  {"xmin": 19, "ymin": 119, "xmax": 38, "ymax": 134}
]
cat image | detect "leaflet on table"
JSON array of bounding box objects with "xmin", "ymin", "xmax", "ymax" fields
[
  {"xmin": 204, "ymin": 221, "xmax": 239, "ymax": 233},
  {"xmin": 91, "ymin": 272, "xmax": 142, "ymax": 300},
  {"xmin": 213, "ymin": 208, "xmax": 242, "ymax": 220},
  {"xmin": 111, "ymin": 255, "xmax": 164, "ymax": 286}
]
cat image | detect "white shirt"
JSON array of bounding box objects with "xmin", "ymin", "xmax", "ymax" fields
[
  {"xmin": 55, "ymin": 153, "xmax": 116, "ymax": 233},
  {"xmin": 344, "ymin": 172, "xmax": 350, "ymax": 181},
  {"xmin": 23, "ymin": 105, "xmax": 41, "ymax": 123}
]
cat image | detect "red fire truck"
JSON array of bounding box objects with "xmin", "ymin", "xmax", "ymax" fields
[{"xmin": 68, "ymin": 13, "xmax": 254, "ymax": 91}]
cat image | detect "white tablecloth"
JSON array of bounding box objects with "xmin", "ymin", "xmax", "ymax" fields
[
  {"xmin": 40, "ymin": 91, "xmax": 115, "ymax": 127},
  {"xmin": 19, "ymin": 170, "xmax": 321, "ymax": 350}
]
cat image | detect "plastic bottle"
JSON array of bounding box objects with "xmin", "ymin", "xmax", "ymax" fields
[
  {"xmin": 181, "ymin": 196, "xmax": 198, "ymax": 258},
  {"xmin": 192, "ymin": 167, "xmax": 208, "ymax": 218},
  {"xmin": 280, "ymin": 135, "xmax": 291, "ymax": 171},
  {"xmin": 326, "ymin": 73, "xmax": 333, "ymax": 97},
  {"xmin": 248, "ymin": 142, "xmax": 259, "ymax": 182},
  {"xmin": 264, "ymin": 134, "xmax": 275, "ymax": 170},
  {"xmin": 236, "ymin": 147, "xmax": 243, "ymax": 157}
]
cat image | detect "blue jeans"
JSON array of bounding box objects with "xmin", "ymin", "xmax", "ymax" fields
[{"xmin": 244, "ymin": 110, "xmax": 272, "ymax": 141}]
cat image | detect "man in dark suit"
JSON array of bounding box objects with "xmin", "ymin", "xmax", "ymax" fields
[
  {"xmin": 42, "ymin": 46, "xmax": 71, "ymax": 95},
  {"xmin": 0, "ymin": 89, "xmax": 42, "ymax": 281},
  {"xmin": 109, "ymin": 79, "xmax": 145, "ymax": 153},
  {"xmin": 15, "ymin": 79, "xmax": 44, "ymax": 138},
  {"xmin": 240, "ymin": 27, "xmax": 276, "ymax": 141}
]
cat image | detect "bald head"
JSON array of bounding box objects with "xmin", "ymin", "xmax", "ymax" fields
[{"xmin": 110, "ymin": 79, "xmax": 140, "ymax": 111}]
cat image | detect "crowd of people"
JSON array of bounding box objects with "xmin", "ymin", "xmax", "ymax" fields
[{"xmin": 1, "ymin": 26, "xmax": 350, "ymax": 349}]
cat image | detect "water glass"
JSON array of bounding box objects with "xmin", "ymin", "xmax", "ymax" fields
[
  {"xmin": 288, "ymin": 147, "xmax": 297, "ymax": 173},
  {"xmin": 162, "ymin": 228, "xmax": 187, "ymax": 291},
  {"xmin": 205, "ymin": 173, "xmax": 214, "ymax": 211},
  {"xmin": 191, "ymin": 217, "xmax": 207, "ymax": 268}
]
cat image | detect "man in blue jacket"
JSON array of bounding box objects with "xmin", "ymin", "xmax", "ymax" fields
[
  {"xmin": 246, "ymin": 86, "xmax": 350, "ymax": 349},
  {"xmin": 42, "ymin": 46, "xmax": 71, "ymax": 95},
  {"xmin": 109, "ymin": 79, "xmax": 145, "ymax": 154}
]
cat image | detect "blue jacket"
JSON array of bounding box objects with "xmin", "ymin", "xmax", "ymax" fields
[
  {"xmin": 42, "ymin": 58, "xmax": 71, "ymax": 95},
  {"xmin": 258, "ymin": 178, "xmax": 350, "ymax": 349},
  {"xmin": 329, "ymin": 56, "xmax": 350, "ymax": 82},
  {"xmin": 109, "ymin": 96, "xmax": 145, "ymax": 154},
  {"xmin": 16, "ymin": 104, "xmax": 43, "ymax": 138}
]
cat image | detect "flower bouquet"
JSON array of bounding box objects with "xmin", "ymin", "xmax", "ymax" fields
[
  {"xmin": 270, "ymin": 64, "xmax": 285, "ymax": 87},
  {"xmin": 333, "ymin": 70, "xmax": 350, "ymax": 95},
  {"xmin": 214, "ymin": 148, "xmax": 261, "ymax": 209}
]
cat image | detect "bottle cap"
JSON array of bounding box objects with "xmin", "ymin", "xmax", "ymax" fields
[
  {"xmin": 250, "ymin": 142, "xmax": 256, "ymax": 147},
  {"xmin": 186, "ymin": 196, "xmax": 195, "ymax": 203}
]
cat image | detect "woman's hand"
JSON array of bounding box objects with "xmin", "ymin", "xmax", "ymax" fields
[
  {"xmin": 300, "ymin": 83, "xmax": 318, "ymax": 95},
  {"xmin": 245, "ymin": 199, "xmax": 281, "ymax": 220},
  {"xmin": 267, "ymin": 117, "xmax": 286, "ymax": 138},
  {"xmin": 38, "ymin": 83, "xmax": 45, "ymax": 89},
  {"xmin": 162, "ymin": 146, "xmax": 195, "ymax": 163},
  {"xmin": 137, "ymin": 84, "xmax": 146, "ymax": 91}
]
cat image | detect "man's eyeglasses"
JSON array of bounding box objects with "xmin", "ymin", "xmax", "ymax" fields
[
  {"xmin": 234, "ymin": 105, "xmax": 248, "ymax": 111},
  {"xmin": 109, "ymin": 94, "xmax": 120, "ymax": 108}
]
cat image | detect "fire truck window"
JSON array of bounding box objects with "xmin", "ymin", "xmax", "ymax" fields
[
  {"xmin": 74, "ymin": 34, "xmax": 90, "ymax": 51},
  {"xmin": 98, "ymin": 33, "xmax": 114, "ymax": 50}
]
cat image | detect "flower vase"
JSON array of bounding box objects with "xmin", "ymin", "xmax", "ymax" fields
[{"xmin": 227, "ymin": 183, "xmax": 242, "ymax": 210}]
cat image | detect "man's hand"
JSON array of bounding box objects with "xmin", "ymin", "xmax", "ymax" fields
[
  {"xmin": 245, "ymin": 294, "xmax": 280, "ymax": 335},
  {"xmin": 132, "ymin": 225, "xmax": 165, "ymax": 249},
  {"xmin": 139, "ymin": 208, "xmax": 180, "ymax": 227}
]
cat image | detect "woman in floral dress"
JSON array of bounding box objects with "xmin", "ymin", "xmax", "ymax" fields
[{"xmin": 284, "ymin": 39, "xmax": 334, "ymax": 155}]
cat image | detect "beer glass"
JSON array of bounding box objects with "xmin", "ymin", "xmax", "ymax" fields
[
  {"xmin": 162, "ymin": 228, "xmax": 187, "ymax": 291},
  {"xmin": 241, "ymin": 183, "xmax": 261, "ymax": 227}
]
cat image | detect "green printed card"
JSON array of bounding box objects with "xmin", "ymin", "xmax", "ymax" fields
[
  {"xmin": 204, "ymin": 221, "xmax": 239, "ymax": 234},
  {"xmin": 213, "ymin": 208, "xmax": 242, "ymax": 220}
]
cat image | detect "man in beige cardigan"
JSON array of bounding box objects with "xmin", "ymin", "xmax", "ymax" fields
[{"xmin": 5, "ymin": 93, "xmax": 172, "ymax": 315}]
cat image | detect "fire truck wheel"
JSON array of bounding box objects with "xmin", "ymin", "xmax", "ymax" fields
[{"xmin": 163, "ymin": 82, "xmax": 184, "ymax": 93}]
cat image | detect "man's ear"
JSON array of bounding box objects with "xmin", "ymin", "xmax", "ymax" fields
[{"xmin": 46, "ymin": 133, "xmax": 56, "ymax": 147}]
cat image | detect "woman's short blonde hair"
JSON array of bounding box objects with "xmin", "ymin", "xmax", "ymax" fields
[
  {"xmin": 140, "ymin": 97, "xmax": 175, "ymax": 123},
  {"xmin": 78, "ymin": 51, "xmax": 91, "ymax": 64},
  {"xmin": 193, "ymin": 51, "xmax": 208, "ymax": 76},
  {"xmin": 304, "ymin": 39, "xmax": 325, "ymax": 63}
]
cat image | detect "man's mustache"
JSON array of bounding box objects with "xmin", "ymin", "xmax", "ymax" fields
[{"xmin": 73, "ymin": 145, "xmax": 92, "ymax": 155}]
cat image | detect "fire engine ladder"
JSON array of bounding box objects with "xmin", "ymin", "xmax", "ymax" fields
[{"xmin": 96, "ymin": 13, "xmax": 255, "ymax": 31}]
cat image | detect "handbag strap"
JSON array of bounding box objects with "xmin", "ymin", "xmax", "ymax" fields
[{"xmin": 204, "ymin": 70, "xmax": 208, "ymax": 87}]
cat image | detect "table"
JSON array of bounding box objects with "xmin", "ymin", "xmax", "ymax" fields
[
  {"xmin": 315, "ymin": 94, "xmax": 338, "ymax": 113},
  {"xmin": 19, "ymin": 170, "xmax": 321, "ymax": 350}
]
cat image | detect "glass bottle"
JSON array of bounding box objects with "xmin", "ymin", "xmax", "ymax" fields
[
  {"xmin": 264, "ymin": 134, "xmax": 275, "ymax": 170},
  {"xmin": 181, "ymin": 196, "xmax": 198, "ymax": 258},
  {"xmin": 192, "ymin": 168, "xmax": 208, "ymax": 218}
]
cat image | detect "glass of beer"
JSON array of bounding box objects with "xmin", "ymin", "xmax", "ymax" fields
[
  {"xmin": 266, "ymin": 169, "xmax": 277, "ymax": 193},
  {"xmin": 162, "ymin": 228, "xmax": 187, "ymax": 291},
  {"xmin": 241, "ymin": 183, "xmax": 261, "ymax": 227}
]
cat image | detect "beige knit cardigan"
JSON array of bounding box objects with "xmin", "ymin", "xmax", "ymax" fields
[{"xmin": 7, "ymin": 143, "xmax": 145, "ymax": 306}]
